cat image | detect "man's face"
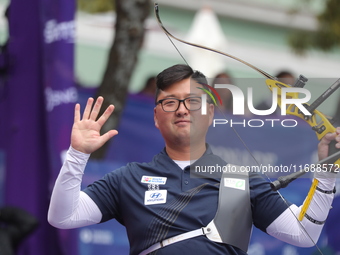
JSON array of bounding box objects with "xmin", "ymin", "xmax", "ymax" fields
[{"xmin": 154, "ymin": 78, "xmax": 214, "ymax": 147}]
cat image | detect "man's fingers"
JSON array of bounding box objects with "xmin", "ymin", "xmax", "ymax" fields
[
  {"xmin": 82, "ymin": 97, "xmax": 94, "ymax": 120},
  {"xmin": 336, "ymin": 139, "xmax": 340, "ymax": 149},
  {"xmin": 101, "ymin": 130, "xmax": 118, "ymax": 144},
  {"xmin": 324, "ymin": 132, "xmax": 337, "ymax": 143},
  {"xmin": 319, "ymin": 128, "xmax": 340, "ymax": 150},
  {"xmin": 336, "ymin": 127, "xmax": 340, "ymax": 148},
  {"xmin": 90, "ymin": 96, "xmax": 104, "ymax": 121},
  {"xmin": 97, "ymin": 104, "xmax": 115, "ymax": 127},
  {"xmin": 75, "ymin": 96, "xmax": 114, "ymax": 130},
  {"xmin": 74, "ymin": 103, "xmax": 81, "ymax": 122}
]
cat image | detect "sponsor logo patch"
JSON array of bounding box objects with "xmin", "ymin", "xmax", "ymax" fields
[
  {"xmin": 141, "ymin": 176, "xmax": 167, "ymax": 185},
  {"xmin": 224, "ymin": 178, "xmax": 245, "ymax": 190},
  {"xmin": 144, "ymin": 190, "xmax": 167, "ymax": 205}
]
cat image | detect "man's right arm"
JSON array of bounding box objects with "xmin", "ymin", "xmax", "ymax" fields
[
  {"xmin": 48, "ymin": 97, "xmax": 118, "ymax": 229},
  {"xmin": 47, "ymin": 147, "xmax": 102, "ymax": 229}
]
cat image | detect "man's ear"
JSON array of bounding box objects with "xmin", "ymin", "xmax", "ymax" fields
[
  {"xmin": 208, "ymin": 103, "xmax": 215, "ymax": 126},
  {"xmin": 154, "ymin": 107, "xmax": 159, "ymax": 129}
]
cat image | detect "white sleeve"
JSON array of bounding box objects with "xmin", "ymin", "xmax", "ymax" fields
[
  {"xmin": 48, "ymin": 146, "xmax": 102, "ymax": 229},
  {"xmin": 266, "ymin": 171, "xmax": 336, "ymax": 247}
]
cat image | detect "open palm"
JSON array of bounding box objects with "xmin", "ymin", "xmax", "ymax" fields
[{"xmin": 71, "ymin": 97, "xmax": 118, "ymax": 154}]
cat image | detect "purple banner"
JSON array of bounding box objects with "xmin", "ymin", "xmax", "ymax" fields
[
  {"xmin": 41, "ymin": 0, "xmax": 77, "ymax": 183},
  {"xmin": 41, "ymin": 0, "xmax": 78, "ymax": 254},
  {"xmin": 1, "ymin": 0, "xmax": 77, "ymax": 254}
]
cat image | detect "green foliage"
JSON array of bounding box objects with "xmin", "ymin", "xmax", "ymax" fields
[
  {"xmin": 316, "ymin": 0, "xmax": 340, "ymax": 49},
  {"xmin": 289, "ymin": 0, "xmax": 340, "ymax": 54},
  {"xmin": 77, "ymin": 0, "xmax": 115, "ymax": 13}
]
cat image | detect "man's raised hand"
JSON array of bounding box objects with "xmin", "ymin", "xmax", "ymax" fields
[
  {"xmin": 318, "ymin": 127, "xmax": 340, "ymax": 161},
  {"xmin": 71, "ymin": 97, "xmax": 118, "ymax": 154}
]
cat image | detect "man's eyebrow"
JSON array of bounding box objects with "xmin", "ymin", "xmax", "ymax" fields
[
  {"xmin": 161, "ymin": 94, "xmax": 177, "ymax": 98},
  {"xmin": 162, "ymin": 93, "xmax": 201, "ymax": 98}
]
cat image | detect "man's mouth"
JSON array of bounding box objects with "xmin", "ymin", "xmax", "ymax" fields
[{"xmin": 174, "ymin": 119, "xmax": 191, "ymax": 124}]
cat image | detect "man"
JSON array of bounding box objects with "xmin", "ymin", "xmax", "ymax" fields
[{"xmin": 48, "ymin": 64, "xmax": 340, "ymax": 255}]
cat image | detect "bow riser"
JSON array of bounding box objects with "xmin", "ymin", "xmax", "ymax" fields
[{"xmin": 266, "ymin": 79, "xmax": 340, "ymax": 166}]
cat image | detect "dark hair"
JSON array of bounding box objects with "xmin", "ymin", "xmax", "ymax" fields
[
  {"xmin": 155, "ymin": 64, "xmax": 208, "ymax": 103},
  {"xmin": 144, "ymin": 76, "xmax": 156, "ymax": 90},
  {"xmin": 212, "ymin": 72, "xmax": 234, "ymax": 112},
  {"xmin": 275, "ymin": 70, "xmax": 294, "ymax": 78}
]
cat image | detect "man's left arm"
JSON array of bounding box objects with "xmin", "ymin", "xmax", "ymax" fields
[{"xmin": 266, "ymin": 127, "xmax": 340, "ymax": 247}]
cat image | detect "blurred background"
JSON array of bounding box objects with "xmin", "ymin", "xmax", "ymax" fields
[{"xmin": 0, "ymin": 0, "xmax": 340, "ymax": 254}]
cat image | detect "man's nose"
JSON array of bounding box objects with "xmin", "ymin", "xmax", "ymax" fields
[{"xmin": 176, "ymin": 101, "xmax": 189, "ymax": 115}]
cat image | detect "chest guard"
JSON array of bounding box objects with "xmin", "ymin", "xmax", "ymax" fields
[{"xmin": 205, "ymin": 164, "xmax": 252, "ymax": 252}]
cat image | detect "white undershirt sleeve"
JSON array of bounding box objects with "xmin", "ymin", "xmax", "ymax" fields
[
  {"xmin": 48, "ymin": 146, "xmax": 102, "ymax": 229},
  {"xmin": 266, "ymin": 171, "xmax": 336, "ymax": 247}
]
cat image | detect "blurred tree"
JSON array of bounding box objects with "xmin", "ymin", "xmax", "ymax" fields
[
  {"xmin": 77, "ymin": 0, "xmax": 151, "ymax": 159},
  {"xmin": 289, "ymin": 0, "xmax": 340, "ymax": 55}
]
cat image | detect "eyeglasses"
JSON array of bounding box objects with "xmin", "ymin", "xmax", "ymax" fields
[{"xmin": 156, "ymin": 97, "xmax": 202, "ymax": 112}]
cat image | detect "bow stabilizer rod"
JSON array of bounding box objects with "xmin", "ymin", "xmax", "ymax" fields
[
  {"xmin": 306, "ymin": 78, "xmax": 340, "ymax": 114},
  {"xmin": 271, "ymin": 150, "xmax": 340, "ymax": 191}
]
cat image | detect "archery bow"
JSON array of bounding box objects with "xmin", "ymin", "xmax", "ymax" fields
[
  {"xmin": 154, "ymin": 3, "xmax": 340, "ymax": 180},
  {"xmin": 154, "ymin": 3, "xmax": 340, "ymax": 254}
]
